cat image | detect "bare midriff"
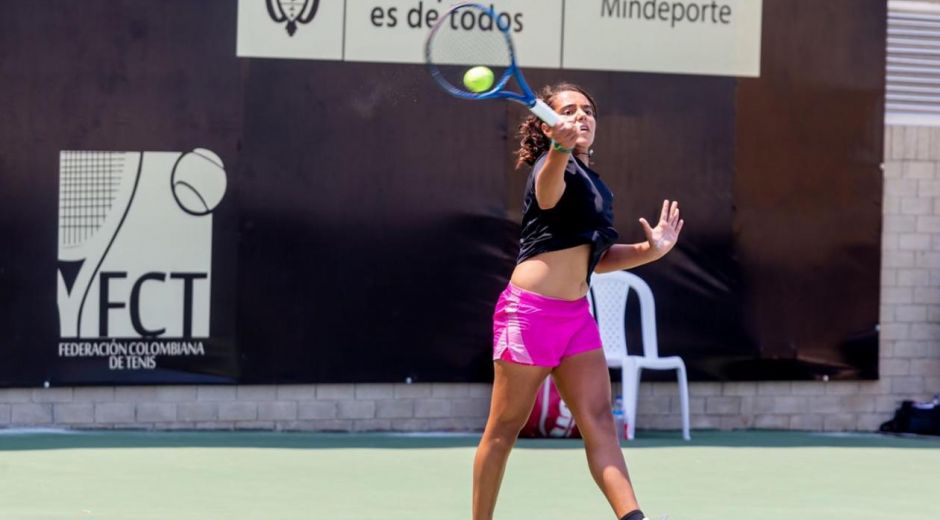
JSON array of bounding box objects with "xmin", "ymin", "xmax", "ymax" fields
[{"xmin": 508, "ymin": 244, "xmax": 592, "ymax": 301}]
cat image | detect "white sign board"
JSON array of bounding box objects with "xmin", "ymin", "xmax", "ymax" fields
[{"xmin": 237, "ymin": 0, "xmax": 762, "ymax": 77}]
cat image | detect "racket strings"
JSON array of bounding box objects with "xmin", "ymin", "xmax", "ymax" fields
[
  {"xmin": 427, "ymin": 8, "xmax": 513, "ymax": 95},
  {"xmin": 58, "ymin": 151, "xmax": 125, "ymax": 247}
]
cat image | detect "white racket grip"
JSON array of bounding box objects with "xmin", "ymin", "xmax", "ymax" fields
[{"xmin": 529, "ymin": 99, "xmax": 560, "ymax": 126}]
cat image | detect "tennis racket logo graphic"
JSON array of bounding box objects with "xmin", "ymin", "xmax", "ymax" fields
[
  {"xmin": 266, "ymin": 0, "xmax": 319, "ymax": 36},
  {"xmin": 57, "ymin": 151, "xmax": 142, "ymax": 338}
]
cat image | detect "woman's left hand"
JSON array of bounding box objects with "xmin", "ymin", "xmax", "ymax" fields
[{"xmin": 639, "ymin": 200, "xmax": 684, "ymax": 258}]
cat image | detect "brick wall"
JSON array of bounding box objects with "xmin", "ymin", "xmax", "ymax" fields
[
  {"xmin": 0, "ymin": 384, "xmax": 492, "ymax": 432},
  {"xmin": 1, "ymin": 126, "xmax": 938, "ymax": 433}
]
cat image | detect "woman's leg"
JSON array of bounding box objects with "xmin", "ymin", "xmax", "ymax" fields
[
  {"xmin": 553, "ymin": 349, "xmax": 641, "ymax": 518},
  {"xmin": 473, "ymin": 360, "xmax": 552, "ymax": 520}
]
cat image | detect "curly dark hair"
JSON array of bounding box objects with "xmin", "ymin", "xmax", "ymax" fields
[{"xmin": 514, "ymin": 83, "xmax": 598, "ymax": 169}]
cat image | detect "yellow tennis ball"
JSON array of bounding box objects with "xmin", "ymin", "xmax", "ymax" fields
[{"xmin": 463, "ymin": 66, "xmax": 494, "ymax": 93}]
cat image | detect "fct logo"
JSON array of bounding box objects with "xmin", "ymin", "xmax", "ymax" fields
[{"xmin": 56, "ymin": 149, "xmax": 226, "ymax": 370}]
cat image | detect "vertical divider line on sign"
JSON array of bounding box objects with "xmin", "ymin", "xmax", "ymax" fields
[
  {"xmin": 560, "ymin": 0, "xmax": 566, "ymax": 69},
  {"xmin": 341, "ymin": 0, "xmax": 347, "ymax": 61}
]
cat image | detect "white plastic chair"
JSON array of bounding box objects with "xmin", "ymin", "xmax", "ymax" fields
[{"xmin": 589, "ymin": 271, "xmax": 691, "ymax": 441}]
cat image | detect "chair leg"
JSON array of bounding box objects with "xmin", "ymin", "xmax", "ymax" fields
[
  {"xmin": 620, "ymin": 362, "xmax": 631, "ymax": 441},
  {"xmin": 677, "ymin": 363, "xmax": 691, "ymax": 441},
  {"xmin": 626, "ymin": 362, "xmax": 641, "ymax": 440}
]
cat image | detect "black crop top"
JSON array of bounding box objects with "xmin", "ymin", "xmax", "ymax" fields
[{"xmin": 516, "ymin": 153, "xmax": 620, "ymax": 281}]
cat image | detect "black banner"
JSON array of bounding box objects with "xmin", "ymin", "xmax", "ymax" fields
[{"xmin": 0, "ymin": 0, "xmax": 885, "ymax": 385}]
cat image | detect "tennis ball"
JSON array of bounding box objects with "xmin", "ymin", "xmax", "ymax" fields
[
  {"xmin": 463, "ymin": 66, "xmax": 494, "ymax": 93},
  {"xmin": 171, "ymin": 148, "xmax": 227, "ymax": 216}
]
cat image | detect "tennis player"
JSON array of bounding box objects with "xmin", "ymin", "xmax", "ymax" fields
[{"xmin": 473, "ymin": 83, "xmax": 683, "ymax": 520}]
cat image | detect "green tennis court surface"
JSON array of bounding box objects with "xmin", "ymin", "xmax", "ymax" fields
[{"xmin": 0, "ymin": 430, "xmax": 936, "ymax": 519}]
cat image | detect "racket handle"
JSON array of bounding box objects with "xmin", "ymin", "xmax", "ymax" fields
[{"xmin": 529, "ymin": 99, "xmax": 560, "ymax": 126}]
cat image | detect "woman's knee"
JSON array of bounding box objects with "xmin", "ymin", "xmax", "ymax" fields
[
  {"xmin": 576, "ymin": 402, "xmax": 615, "ymax": 433},
  {"xmin": 490, "ymin": 412, "xmax": 527, "ymax": 435},
  {"xmin": 485, "ymin": 409, "xmax": 530, "ymax": 441},
  {"xmin": 481, "ymin": 428, "xmax": 520, "ymax": 455}
]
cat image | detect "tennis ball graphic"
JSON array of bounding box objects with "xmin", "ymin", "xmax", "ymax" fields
[
  {"xmin": 171, "ymin": 148, "xmax": 227, "ymax": 216},
  {"xmin": 463, "ymin": 66, "xmax": 495, "ymax": 93}
]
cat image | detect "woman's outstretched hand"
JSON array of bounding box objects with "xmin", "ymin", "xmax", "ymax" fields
[
  {"xmin": 543, "ymin": 120, "xmax": 580, "ymax": 150},
  {"xmin": 639, "ymin": 200, "xmax": 684, "ymax": 259}
]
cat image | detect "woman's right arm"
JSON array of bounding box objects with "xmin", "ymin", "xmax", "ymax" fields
[{"xmin": 534, "ymin": 122, "xmax": 579, "ymax": 210}]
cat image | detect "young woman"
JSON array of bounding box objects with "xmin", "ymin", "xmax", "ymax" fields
[{"xmin": 472, "ymin": 83, "xmax": 684, "ymax": 520}]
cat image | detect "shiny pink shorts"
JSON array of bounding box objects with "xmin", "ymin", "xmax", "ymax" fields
[{"xmin": 492, "ymin": 283, "xmax": 602, "ymax": 367}]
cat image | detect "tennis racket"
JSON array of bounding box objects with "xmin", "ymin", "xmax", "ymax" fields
[{"xmin": 424, "ymin": 2, "xmax": 560, "ymax": 126}]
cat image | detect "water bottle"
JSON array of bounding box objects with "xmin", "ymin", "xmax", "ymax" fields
[{"xmin": 612, "ymin": 395, "xmax": 625, "ymax": 440}]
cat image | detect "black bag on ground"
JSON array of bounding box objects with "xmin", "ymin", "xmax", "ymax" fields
[{"xmin": 880, "ymin": 396, "xmax": 940, "ymax": 436}]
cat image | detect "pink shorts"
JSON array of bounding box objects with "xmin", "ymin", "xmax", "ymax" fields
[{"xmin": 492, "ymin": 283, "xmax": 603, "ymax": 367}]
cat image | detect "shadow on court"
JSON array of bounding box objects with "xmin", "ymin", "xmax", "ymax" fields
[{"xmin": 0, "ymin": 429, "xmax": 936, "ymax": 451}]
